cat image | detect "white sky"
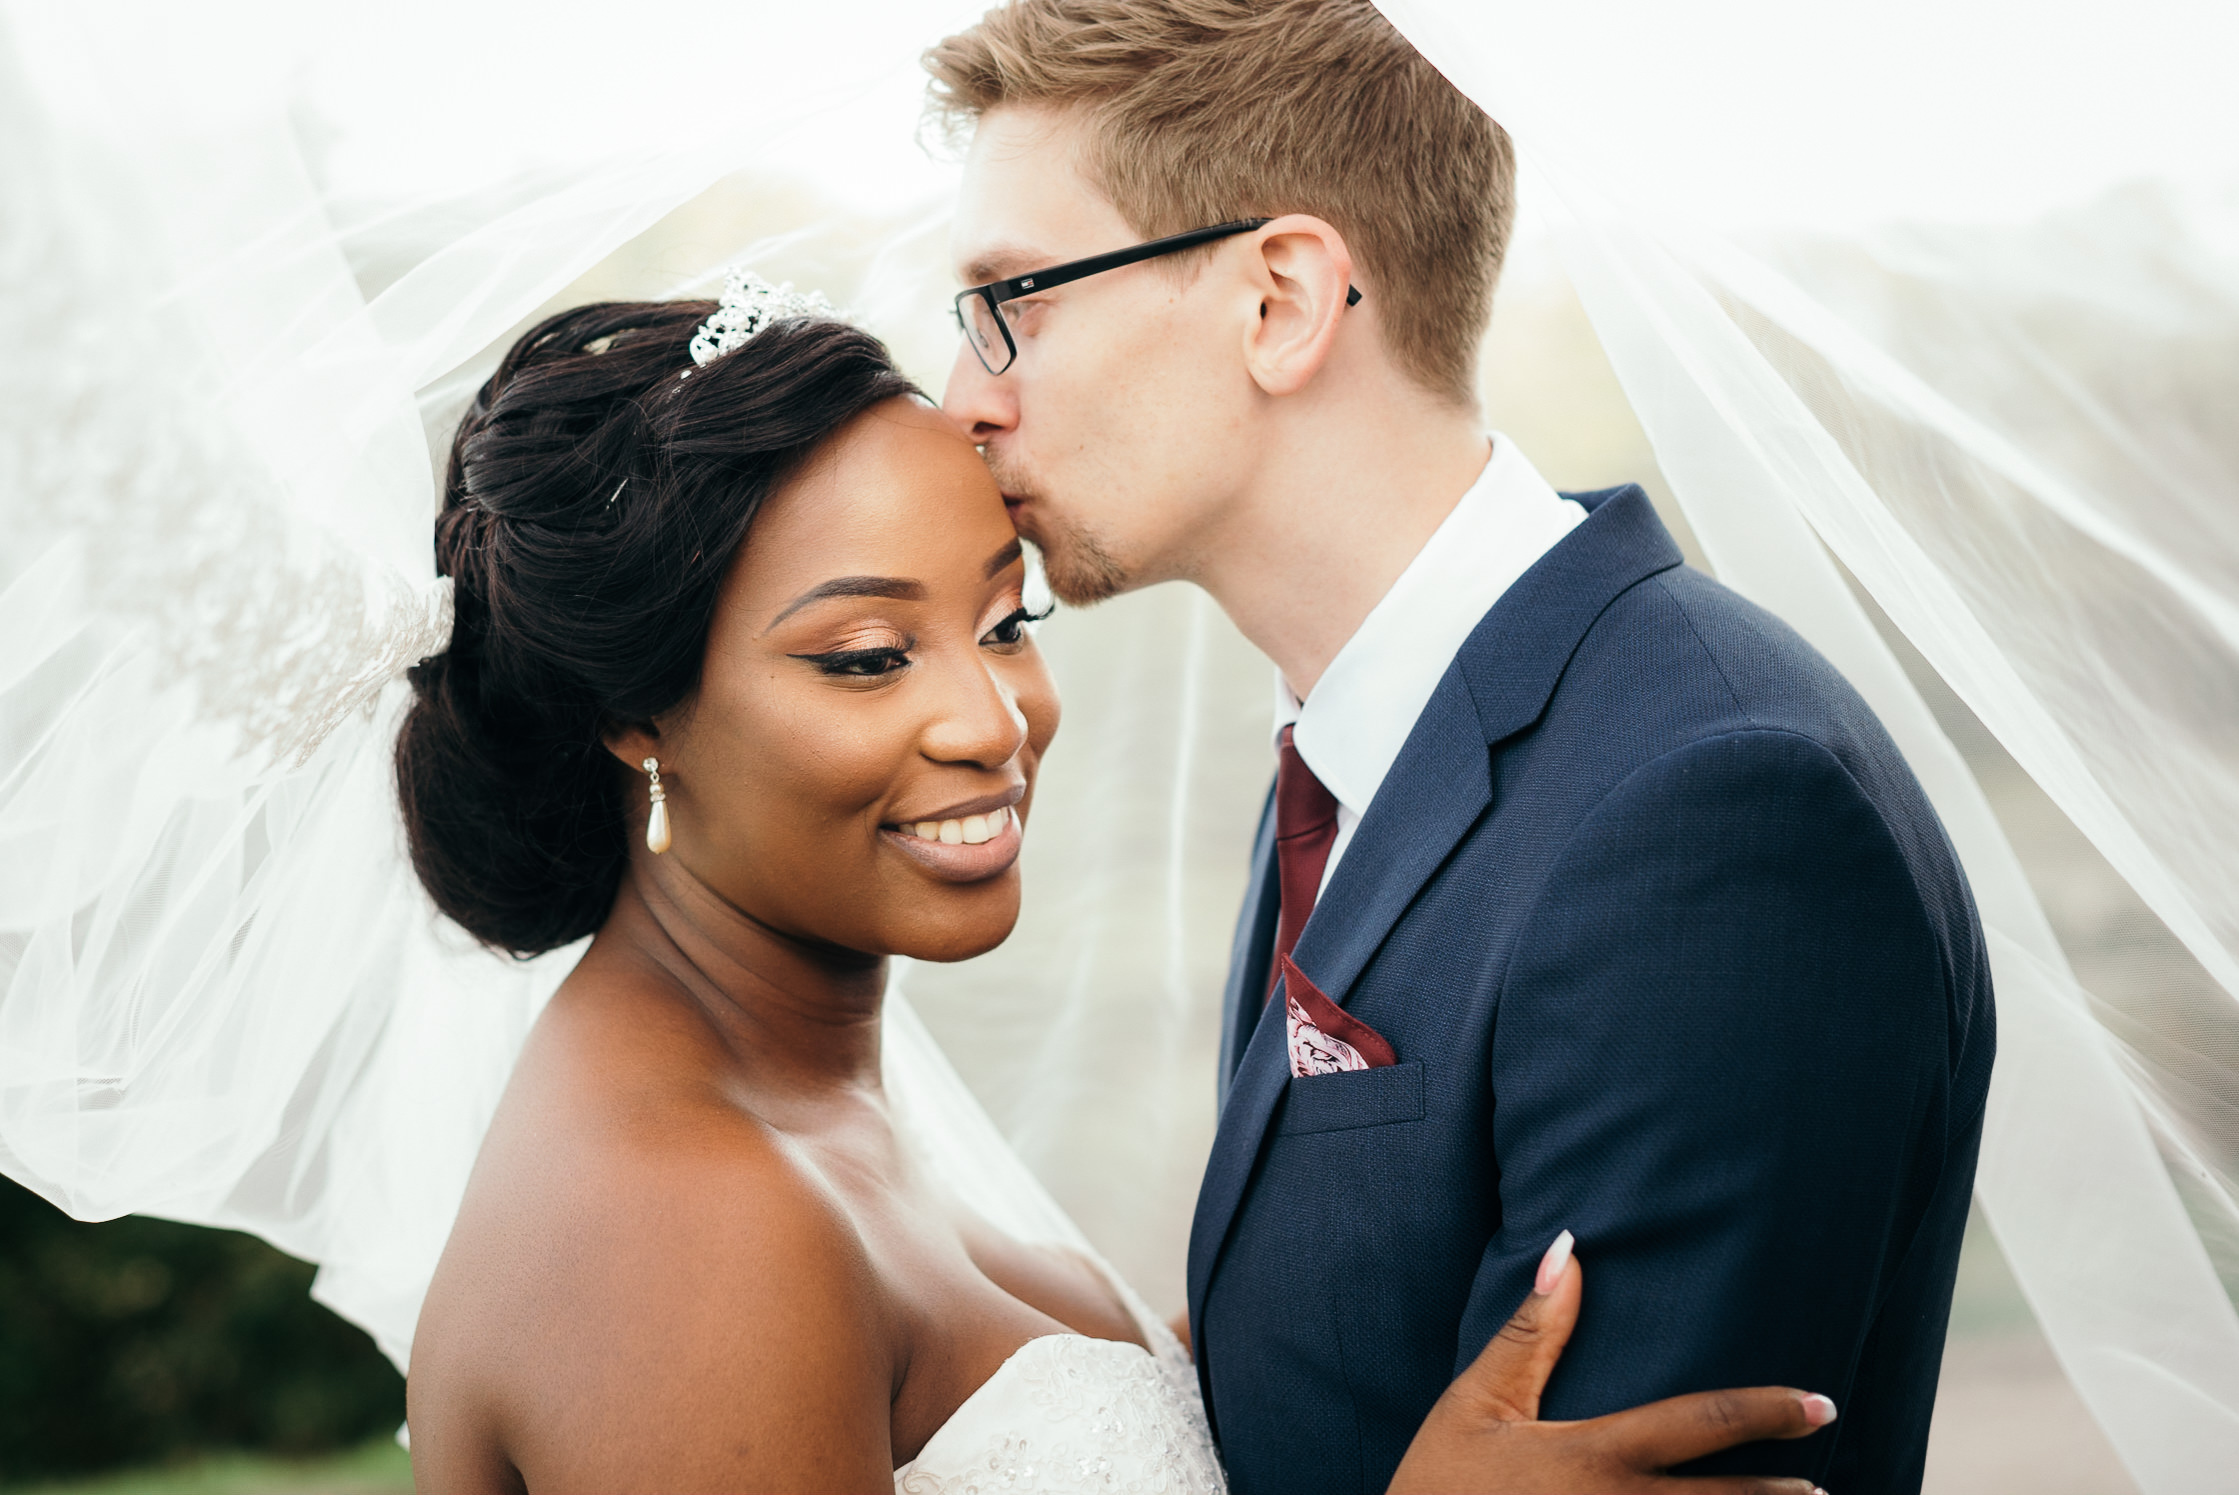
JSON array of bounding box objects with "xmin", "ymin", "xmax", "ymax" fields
[
  {"xmin": 1396, "ymin": 0, "xmax": 2239, "ymax": 232},
  {"xmin": 24, "ymin": 0, "xmax": 2239, "ymax": 234}
]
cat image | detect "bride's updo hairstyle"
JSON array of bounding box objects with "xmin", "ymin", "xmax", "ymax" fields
[{"xmin": 397, "ymin": 299, "xmax": 918, "ymax": 957}]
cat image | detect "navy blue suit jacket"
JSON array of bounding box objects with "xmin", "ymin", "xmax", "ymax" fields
[{"xmin": 1186, "ymin": 487, "xmax": 1994, "ymax": 1495}]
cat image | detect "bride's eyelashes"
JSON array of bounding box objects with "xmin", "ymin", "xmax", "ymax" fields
[
  {"xmin": 981, "ymin": 603, "xmax": 1053, "ymax": 652},
  {"xmin": 790, "ymin": 636, "xmax": 917, "ymax": 680}
]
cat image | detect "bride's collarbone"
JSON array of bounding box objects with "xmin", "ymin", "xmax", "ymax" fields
[
  {"xmin": 796, "ymin": 1128, "xmax": 1146, "ymax": 1349},
  {"xmin": 952, "ymin": 1214, "xmax": 1146, "ymax": 1349},
  {"xmin": 647, "ymin": 1052, "xmax": 1147, "ymax": 1360},
  {"xmin": 718, "ymin": 1120, "xmax": 1141, "ymax": 1464}
]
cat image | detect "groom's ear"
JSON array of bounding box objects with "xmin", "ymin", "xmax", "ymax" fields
[{"xmin": 1239, "ymin": 214, "xmax": 1356, "ymax": 398}]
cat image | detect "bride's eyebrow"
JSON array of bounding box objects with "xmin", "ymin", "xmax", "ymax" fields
[
  {"xmin": 766, "ymin": 576, "xmax": 924, "ymax": 630},
  {"xmin": 763, "ymin": 543, "xmax": 1020, "ymax": 630}
]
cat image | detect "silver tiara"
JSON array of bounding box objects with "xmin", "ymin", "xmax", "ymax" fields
[{"xmin": 686, "ymin": 268, "xmax": 841, "ymax": 367}]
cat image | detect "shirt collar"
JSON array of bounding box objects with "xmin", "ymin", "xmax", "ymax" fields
[{"xmin": 1273, "ymin": 434, "xmax": 1585, "ymax": 818}]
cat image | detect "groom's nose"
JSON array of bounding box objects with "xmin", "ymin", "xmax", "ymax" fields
[{"xmin": 942, "ymin": 340, "xmax": 1019, "ymax": 447}]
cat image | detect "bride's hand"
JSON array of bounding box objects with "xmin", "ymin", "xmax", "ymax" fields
[{"xmin": 1387, "ymin": 1234, "xmax": 1837, "ymax": 1494}]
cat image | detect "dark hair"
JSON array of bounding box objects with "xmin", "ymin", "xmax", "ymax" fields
[{"xmin": 396, "ymin": 299, "xmax": 919, "ymax": 956}]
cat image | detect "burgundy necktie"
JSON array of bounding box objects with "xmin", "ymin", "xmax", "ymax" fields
[{"xmin": 1268, "ymin": 724, "xmax": 1340, "ymax": 1003}]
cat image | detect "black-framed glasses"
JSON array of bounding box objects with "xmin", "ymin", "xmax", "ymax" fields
[{"xmin": 951, "ymin": 217, "xmax": 1361, "ymax": 375}]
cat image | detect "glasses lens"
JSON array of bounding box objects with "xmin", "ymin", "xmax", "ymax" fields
[{"xmin": 957, "ymin": 293, "xmax": 1013, "ymax": 374}]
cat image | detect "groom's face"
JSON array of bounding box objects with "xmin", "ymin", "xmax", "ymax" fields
[{"xmin": 943, "ymin": 106, "xmax": 1262, "ymax": 604}]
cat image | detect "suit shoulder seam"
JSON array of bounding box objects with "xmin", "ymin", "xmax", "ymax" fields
[{"xmin": 1650, "ymin": 571, "xmax": 1756, "ymax": 727}]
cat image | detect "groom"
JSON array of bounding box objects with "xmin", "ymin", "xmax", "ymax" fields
[{"xmin": 930, "ymin": 3, "xmax": 1993, "ymax": 1491}]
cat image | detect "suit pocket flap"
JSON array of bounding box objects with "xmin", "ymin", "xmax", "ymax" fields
[{"xmin": 1278, "ymin": 1060, "xmax": 1426, "ymax": 1135}]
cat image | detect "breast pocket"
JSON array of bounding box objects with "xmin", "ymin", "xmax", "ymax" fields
[{"xmin": 1277, "ymin": 1060, "xmax": 1427, "ymax": 1136}]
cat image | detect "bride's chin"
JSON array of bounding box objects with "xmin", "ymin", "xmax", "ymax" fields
[
  {"xmin": 888, "ymin": 895, "xmax": 1024, "ymax": 966},
  {"xmin": 866, "ymin": 817, "xmax": 1028, "ymax": 962}
]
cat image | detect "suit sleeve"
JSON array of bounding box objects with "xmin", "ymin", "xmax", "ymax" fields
[{"xmin": 1455, "ymin": 727, "xmax": 1957, "ymax": 1467}]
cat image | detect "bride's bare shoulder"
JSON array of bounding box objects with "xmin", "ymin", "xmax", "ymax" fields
[{"xmin": 407, "ymin": 969, "xmax": 894, "ymax": 1490}]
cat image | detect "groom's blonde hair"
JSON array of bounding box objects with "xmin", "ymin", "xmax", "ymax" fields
[{"xmin": 925, "ymin": 0, "xmax": 1513, "ymax": 405}]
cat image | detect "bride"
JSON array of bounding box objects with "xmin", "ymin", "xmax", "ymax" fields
[
  {"xmin": 397, "ymin": 288, "xmax": 1191, "ymax": 1488},
  {"xmin": 395, "ymin": 281, "xmax": 1832, "ymax": 1491}
]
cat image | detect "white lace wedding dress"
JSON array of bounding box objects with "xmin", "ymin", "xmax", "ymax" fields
[{"xmin": 894, "ymin": 1311, "xmax": 1224, "ymax": 1493}]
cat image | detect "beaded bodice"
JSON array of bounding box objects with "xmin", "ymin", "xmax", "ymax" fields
[{"xmin": 893, "ymin": 1334, "xmax": 1225, "ymax": 1494}]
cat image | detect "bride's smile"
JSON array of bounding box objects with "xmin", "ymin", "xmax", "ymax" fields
[{"xmin": 882, "ymin": 794, "xmax": 1024, "ymax": 879}]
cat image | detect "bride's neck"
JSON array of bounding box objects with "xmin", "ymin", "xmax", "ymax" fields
[{"xmin": 600, "ymin": 853, "xmax": 886, "ymax": 1091}]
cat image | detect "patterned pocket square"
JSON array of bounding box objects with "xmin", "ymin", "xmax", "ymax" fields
[{"xmin": 1280, "ymin": 954, "xmax": 1397, "ymax": 1076}]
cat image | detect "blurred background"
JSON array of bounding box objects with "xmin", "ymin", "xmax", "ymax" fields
[
  {"xmin": 0, "ymin": 1181, "xmax": 406, "ymax": 1492},
  {"xmin": 5, "ymin": 1, "xmax": 2235, "ymax": 1490}
]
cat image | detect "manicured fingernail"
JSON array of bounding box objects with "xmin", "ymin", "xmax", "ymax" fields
[
  {"xmin": 1535, "ymin": 1229, "xmax": 1575, "ymax": 1295},
  {"xmin": 1800, "ymin": 1393, "xmax": 1838, "ymax": 1426}
]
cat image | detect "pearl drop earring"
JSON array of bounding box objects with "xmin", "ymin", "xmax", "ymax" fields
[{"xmin": 642, "ymin": 757, "xmax": 671, "ymax": 854}]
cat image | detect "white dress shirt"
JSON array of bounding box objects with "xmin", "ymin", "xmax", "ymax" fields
[{"xmin": 1274, "ymin": 434, "xmax": 1586, "ymax": 894}]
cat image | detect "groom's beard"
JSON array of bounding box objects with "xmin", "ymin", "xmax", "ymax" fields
[
  {"xmin": 988, "ymin": 459, "xmax": 1130, "ymax": 605},
  {"xmin": 1032, "ymin": 518, "xmax": 1129, "ymax": 606}
]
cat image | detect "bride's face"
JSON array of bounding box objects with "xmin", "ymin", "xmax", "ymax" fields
[{"xmin": 647, "ymin": 397, "xmax": 1059, "ymax": 963}]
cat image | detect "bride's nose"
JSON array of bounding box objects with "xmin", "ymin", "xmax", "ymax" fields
[{"xmin": 919, "ymin": 651, "xmax": 1030, "ymax": 769}]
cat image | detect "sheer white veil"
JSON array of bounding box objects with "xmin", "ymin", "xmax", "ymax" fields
[{"xmin": 3, "ymin": 0, "xmax": 2237, "ymax": 1485}]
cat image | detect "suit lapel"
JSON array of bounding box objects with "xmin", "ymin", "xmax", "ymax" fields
[
  {"xmin": 1453, "ymin": 487, "xmax": 1685, "ymax": 744},
  {"xmin": 1185, "ymin": 678, "xmax": 1492, "ymax": 1336},
  {"xmin": 1290, "ymin": 681, "xmax": 1493, "ymax": 999},
  {"xmin": 1216, "ymin": 783, "xmax": 1282, "ymax": 1105},
  {"xmin": 1294, "ymin": 488, "xmax": 1684, "ymax": 1012},
  {"xmin": 1188, "ymin": 961, "xmax": 1295, "ymax": 1341}
]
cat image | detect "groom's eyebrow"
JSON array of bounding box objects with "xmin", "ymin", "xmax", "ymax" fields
[
  {"xmin": 961, "ymin": 244, "xmax": 1051, "ymax": 284},
  {"xmin": 767, "ymin": 576, "xmax": 925, "ymax": 629}
]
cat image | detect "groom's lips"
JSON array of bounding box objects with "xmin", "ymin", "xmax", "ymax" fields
[{"xmin": 1002, "ymin": 492, "xmax": 1046, "ymax": 544}]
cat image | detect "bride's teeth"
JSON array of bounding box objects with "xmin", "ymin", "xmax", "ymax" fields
[{"xmin": 898, "ymin": 809, "xmax": 1012, "ymax": 844}]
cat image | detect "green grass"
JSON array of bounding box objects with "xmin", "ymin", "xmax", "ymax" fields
[{"xmin": 12, "ymin": 1440, "xmax": 411, "ymax": 1495}]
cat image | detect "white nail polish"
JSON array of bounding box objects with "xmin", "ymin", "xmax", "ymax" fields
[{"xmin": 1535, "ymin": 1229, "xmax": 1575, "ymax": 1295}]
